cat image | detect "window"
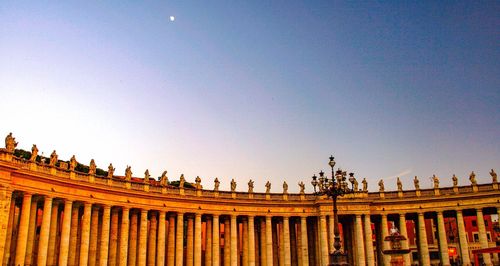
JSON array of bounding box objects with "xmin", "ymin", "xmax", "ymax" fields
[
  {"xmin": 487, "ymin": 232, "xmax": 491, "ymax": 242},
  {"xmin": 472, "ymin": 220, "xmax": 477, "ymax": 227},
  {"xmin": 485, "ymin": 220, "xmax": 488, "ymax": 226},
  {"xmin": 473, "ymin": 233, "xmax": 480, "ymax": 242}
]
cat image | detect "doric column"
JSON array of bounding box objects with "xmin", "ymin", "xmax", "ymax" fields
[
  {"xmin": 224, "ymin": 218, "xmax": 231, "ymax": 266},
  {"xmin": 290, "ymin": 219, "xmax": 297, "ymax": 266},
  {"xmin": 380, "ymin": 214, "xmax": 391, "ymax": 266},
  {"xmin": 68, "ymin": 204, "xmax": 80, "ymax": 266},
  {"xmin": 37, "ymin": 196, "xmax": 54, "ymax": 266},
  {"xmin": 212, "ymin": 215, "xmax": 220, "ymax": 266},
  {"xmin": 109, "ymin": 208, "xmax": 120, "ymax": 266},
  {"xmin": 99, "ymin": 205, "xmax": 111, "ymax": 266},
  {"xmin": 417, "ymin": 212, "xmax": 431, "ymax": 266},
  {"xmin": 279, "ymin": 220, "xmax": 285, "ymax": 266},
  {"xmin": 205, "ymin": 217, "xmax": 213, "ymax": 266},
  {"xmin": 398, "ymin": 213, "xmax": 411, "ymax": 266},
  {"xmin": 128, "ymin": 211, "xmax": 138, "ymax": 266},
  {"xmin": 0, "ymin": 188, "xmax": 13, "ymax": 266},
  {"xmin": 138, "ymin": 209, "xmax": 148, "ymax": 266},
  {"xmin": 364, "ymin": 214, "xmax": 375, "ymax": 266},
  {"xmin": 436, "ymin": 211, "xmax": 450, "ymax": 266},
  {"xmin": 157, "ymin": 211, "xmax": 166, "ymax": 266},
  {"xmin": 476, "ymin": 209, "xmax": 492, "ymax": 265},
  {"xmin": 319, "ymin": 215, "xmax": 329, "ymax": 265},
  {"xmin": 242, "ymin": 218, "xmax": 248, "ymax": 266},
  {"xmin": 248, "ymin": 216, "xmax": 255, "ymax": 266},
  {"xmin": 186, "ymin": 215, "xmax": 194, "ymax": 266},
  {"xmin": 167, "ymin": 214, "xmax": 176, "ymax": 266},
  {"xmin": 47, "ymin": 200, "xmax": 59, "ymax": 266},
  {"xmin": 283, "ymin": 216, "xmax": 291, "ymax": 266},
  {"xmin": 194, "ymin": 213, "xmax": 202, "ymax": 266},
  {"xmin": 354, "ymin": 214, "xmax": 366, "ymax": 266},
  {"xmin": 231, "ymin": 215, "xmax": 238, "ymax": 266},
  {"xmin": 119, "ymin": 207, "xmax": 130, "ymax": 266},
  {"xmin": 79, "ymin": 202, "xmax": 92, "ymax": 266},
  {"xmin": 260, "ymin": 219, "xmax": 267, "ymax": 266},
  {"xmin": 25, "ymin": 198, "xmax": 38, "ymax": 266},
  {"xmin": 456, "ymin": 210, "xmax": 471, "ymax": 265},
  {"xmin": 266, "ymin": 216, "xmax": 274, "ymax": 266},
  {"xmin": 175, "ymin": 212, "xmax": 184, "ymax": 266},
  {"xmin": 59, "ymin": 199, "xmax": 74, "ymax": 266},
  {"xmin": 89, "ymin": 206, "xmax": 100, "ymax": 266},
  {"xmin": 148, "ymin": 212, "xmax": 158, "ymax": 266},
  {"xmin": 300, "ymin": 216, "xmax": 309, "ymax": 266},
  {"xmin": 14, "ymin": 192, "xmax": 33, "ymax": 266},
  {"xmin": 328, "ymin": 215, "xmax": 335, "ymax": 254}
]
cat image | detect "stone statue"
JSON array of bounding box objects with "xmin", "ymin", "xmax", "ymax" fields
[
  {"xmin": 353, "ymin": 178, "xmax": 359, "ymax": 191},
  {"xmin": 88, "ymin": 159, "xmax": 96, "ymax": 175},
  {"xmin": 144, "ymin": 169, "xmax": 150, "ymax": 183},
  {"xmin": 179, "ymin": 174, "xmax": 185, "ymax": 188},
  {"xmin": 69, "ymin": 155, "xmax": 77, "ymax": 171},
  {"xmin": 195, "ymin": 176, "xmax": 202, "ymax": 189},
  {"xmin": 265, "ymin": 181, "xmax": 271, "ymax": 193},
  {"xmin": 248, "ymin": 179, "xmax": 254, "ymax": 193},
  {"xmin": 432, "ymin": 174, "xmax": 439, "ymax": 189},
  {"xmin": 160, "ymin": 171, "xmax": 168, "ymax": 186},
  {"xmin": 230, "ymin": 179, "xmax": 237, "ymax": 192},
  {"xmin": 414, "ymin": 176, "xmax": 420, "ymax": 190},
  {"xmin": 397, "ymin": 177, "xmax": 403, "ymax": 191},
  {"xmin": 452, "ymin": 174, "xmax": 458, "ymax": 187},
  {"xmin": 469, "ymin": 171, "xmax": 477, "ymax": 186},
  {"xmin": 298, "ymin": 181, "xmax": 305, "ymax": 193},
  {"xmin": 5, "ymin": 133, "xmax": 17, "ymax": 153},
  {"xmin": 214, "ymin": 178, "xmax": 220, "ymax": 191},
  {"xmin": 378, "ymin": 179, "xmax": 384, "ymax": 192},
  {"xmin": 390, "ymin": 223, "xmax": 400, "ymax": 235},
  {"xmin": 125, "ymin": 166, "xmax": 132, "ymax": 181},
  {"xmin": 30, "ymin": 144, "xmax": 38, "ymax": 161},
  {"xmin": 362, "ymin": 178, "xmax": 368, "ymax": 192},
  {"xmin": 49, "ymin": 150, "xmax": 58, "ymax": 166},
  {"xmin": 107, "ymin": 163, "xmax": 115, "ymax": 178},
  {"xmin": 283, "ymin": 181, "xmax": 288, "ymax": 194},
  {"xmin": 490, "ymin": 169, "xmax": 497, "ymax": 183}
]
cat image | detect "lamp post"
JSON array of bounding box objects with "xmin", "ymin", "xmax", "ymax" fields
[{"xmin": 311, "ymin": 155, "xmax": 356, "ymax": 266}]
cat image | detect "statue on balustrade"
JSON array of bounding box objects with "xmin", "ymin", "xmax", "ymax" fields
[
  {"xmin": 469, "ymin": 171, "xmax": 477, "ymax": 186},
  {"xmin": 144, "ymin": 169, "xmax": 150, "ymax": 183},
  {"xmin": 5, "ymin": 133, "xmax": 17, "ymax": 153},
  {"xmin": 30, "ymin": 144, "xmax": 38, "ymax": 161},
  {"xmin": 195, "ymin": 176, "xmax": 202, "ymax": 189},
  {"xmin": 452, "ymin": 174, "xmax": 458, "ymax": 187},
  {"xmin": 160, "ymin": 171, "xmax": 168, "ymax": 186},
  {"xmin": 69, "ymin": 155, "xmax": 77, "ymax": 171},
  {"xmin": 49, "ymin": 150, "xmax": 58, "ymax": 166},
  {"xmin": 414, "ymin": 176, "xmax": 420, "ymax": 190},
  {"xmin": 432, "ymin": 174, "xmax": 439, "ymax": 189},
  {"xmin": 362, "ymin": 178, "xmax": 368, "ymax": 192},
  {"xmin": 179, "ymin": 174, "xmax": 185, "ymax": 188},
  {"xmin": 397, "ymin": 177, "xmax": 403, "ymax": 191},
  {"xmin": 378, "ymin": 179, "xmax": 384, "ymax": 192},
  {"xmin": 353, "ymin": 177, "xmax": 359, "ymax": 191},
  {"xmin": 265, "ymin": 181, "xmax": 271, "ymax": 193},
  {"xmin": 107, "ymin": 163, "xmax": 115, "ymax": 178},
  {"xmin": 231, "ymin": 179, "xmax": 237, "ymax": 192},
  {"xmin": 125, "ymin": 166, "xmax": 132, "ymax": 181},
  {"xmin": 88, "ymin": 159, "xmax": 96, "ymax": 175},
  {"xmin": 298, "ymin": 181, "xmax": 305, "ymax": 193},
  {"xmin": 248, "ymin": 179, "xmax": 254, "ymax": 193},
  {"xmin": 491, "ymin": 169, "xmax": 497, "ymax": 183},
  {"xmin": 214, "ymin": 178, "xmax": 220, "ymax": 191},
  {"xmin": 283, "ymin": 181, "xmax": 288, "ymax": 194}
]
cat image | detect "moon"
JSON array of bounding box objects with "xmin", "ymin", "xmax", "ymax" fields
[{"xmin": 169, "ymin": 16, "xmax": 175, "ymax": 22}]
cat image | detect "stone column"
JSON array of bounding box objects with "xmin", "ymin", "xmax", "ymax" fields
[
  {"xmin": 47, "ymin": 201, "xmax": 59, "ymax": 266},
  {"xmin": 230, "ymin": 215, "xmax": 238, "ymax": 266},
  {"xmin": 248, "ymin": 216, "xmax": 256, "ymax": 266},
  {"xmin": 260, "ymin": 219, "xmax": 267, "ymax": 266},
  {"xmin": 25, "ymin": 198, "xmax": 38, "ymax": 266},
  {"xmin": 167, "ymin": 214, "xmax": 176, "ymax": 266},
  {"xmin": 99, "ymin": 205, "xmax": 111, "ymax": 266},
  {"xmin": 119, "ymin": 207, "xmax": 130, "ymax": 266},
  {"xmin": 89, "ymin": 206, "xmax": 100, "ymax": 266},
  {"xmin": 37, "ymin": 196, "xmax": 54, "ymax": 266},
  {"xmin": 138, "ymin": 209, "xmax": 148, "ymax": 266},
  {"xmin": 456, "ymin": 210, "xmax": 471, "ymax": 265},
  {"xmin": 476, "ymin": 209, "xmax": 492, "ymax": 265},
  {"xmin": 128, "ymin": 211, "xmax": 138, "ymax": 266},
  {"xmin": 290, "ymin": 219, "xmax": 297, "ymax": 266},
  {"xmin": 14, "ymin": 192, "xmax": 32, "ymax": 266},
  {"xmin": 68, "ymin": 204, "xmax": 79, "ymax": 266},
  {"xmin": 266, "ymin": 216, "xmax": 274, "ymax": 266},
  {"xmin": 79, "ymin": 202, "xmax": 92, "ymax": 266},
  {"xmin": 157, "ymin": 211, "xmax": 166, "ymax": 266},
  {"xmin": 205, "ymin": 217, "xmax": 213, "ymax": 266},
  {"xmin": 436, "ymin": 211, "xmax": 450, "ymax": 266},
  {"xmin": 319, "ymin": 215, "xmax": 329, "ymax": 265},
  {"xmin": 283, "ymin": 216, "xmax": 291, "ymax": 266},
  {"xmin": 224, "ymin": 218, "xmax": 231, "ymax": 266},
  {"xmin": 0, "ymin": 188, "xmax": 13, "ymax": 266},
  {"xmin": 417, "ymin": 212, "xmax": 431, "ymax": 266},
  {"xmin": 328, "ymin": 215, "xmax": 335, "ymax": 254},
  {"xmin": 212, "ymin": 215, "xmax": 220, "ymax": 266},
  {"xmin": 242, "ymin": 218, "xmax": 249, "ymax": 266},
  {"xmin": 380, "ymin": 214, "xmax": 391, "ymax": 266},
  {"xmin": 148, "ymin": 212, "xmax": 158, "ymax": 266},
  {"xmin": 175, "ymin": 212, "xmax": 184, "ymax": 266},
  {"xmin": 300, "ymin": 216, "xmax": 309, "ymax": 266},
  {"xmin": 194, "ymin": 213, "xmax": 202, "ymax": 266},
  {"xmin": 354, "ymin": 214, "xmax": 366, "ymax": 266},
  {"xmin": 279, "ymin": 221, "xmax": 285, "ymax": 266},
  {"xmin": 109, "ymin": 208, "xmax": 120, "ymax": 266},
  {"xmin": 364, "ymin": 214, "xmax": 375, "ymax": 266},
  {"xmin": 398, "ymin": 213, "xmax": 411, "ymax": 266},
  {"xmin": 186, "ymin": 215, "xmax": 194, "ymax": 266},
  {"xmin": 59, "ymin": 200, "xmax": 73, "ymax": 266}
]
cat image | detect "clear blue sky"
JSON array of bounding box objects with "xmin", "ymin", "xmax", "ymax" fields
[{"xmin": 1, "ymin": 1, "xmax": 499, "ymax": 192}]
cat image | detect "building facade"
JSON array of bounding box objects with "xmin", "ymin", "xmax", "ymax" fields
[{"xmin": 0, "ymin": 134, "xmax": 499, "ymax": 266}]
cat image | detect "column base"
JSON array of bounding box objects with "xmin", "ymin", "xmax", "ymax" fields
[{"xmin": 329, "ymin": 251, "xmax": 349, "ymax": 266}]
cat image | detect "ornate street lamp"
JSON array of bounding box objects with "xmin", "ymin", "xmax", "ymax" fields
[{"xmin": 311, "ymin": 155, "xmax": 356, "ymax": 266}]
